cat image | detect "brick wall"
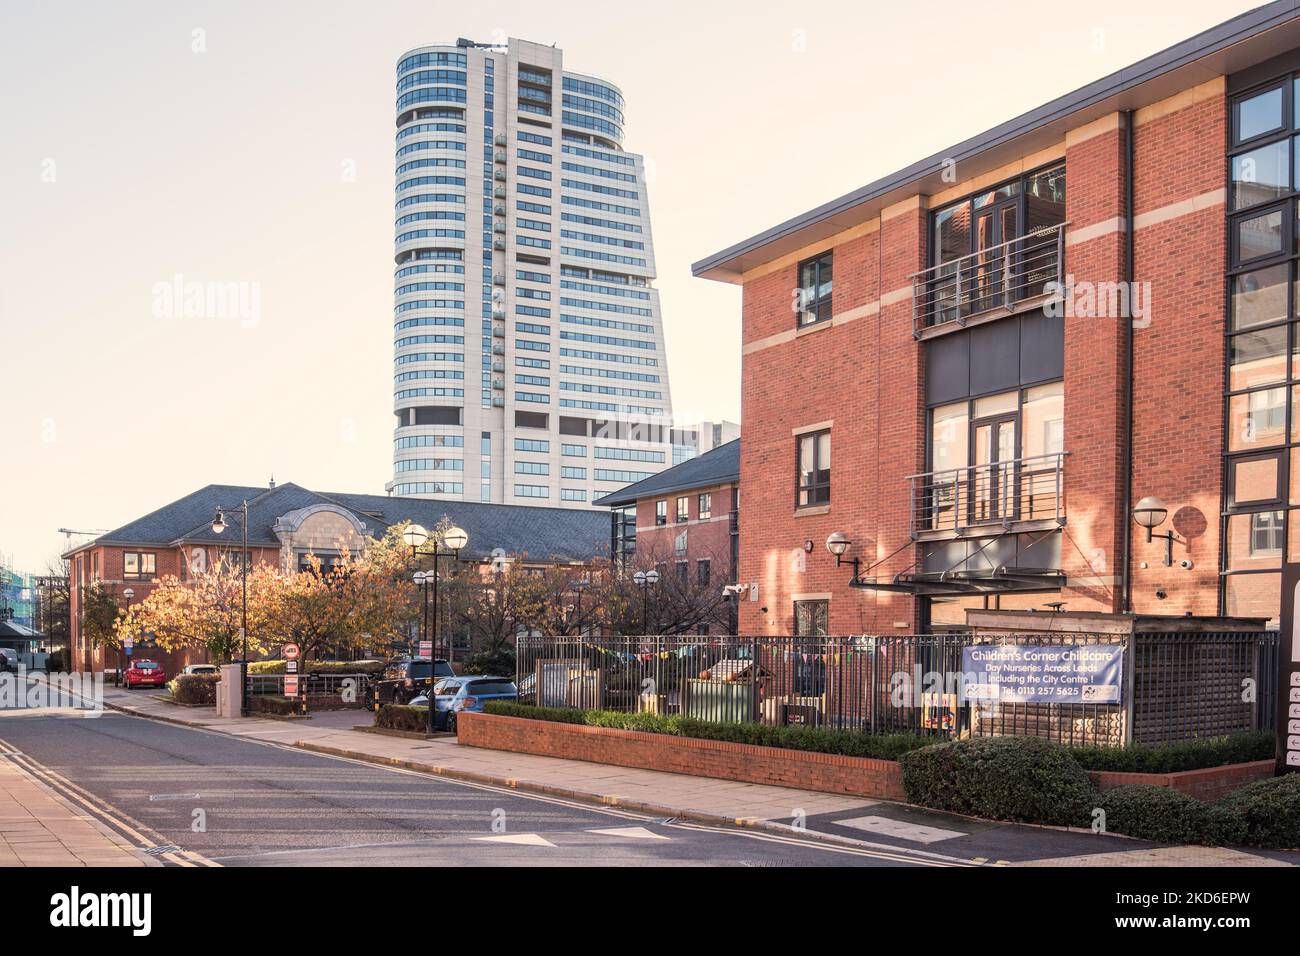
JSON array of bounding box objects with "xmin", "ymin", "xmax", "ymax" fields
[
  {"xmin": 733, "ymin": 83, "xmax": 1233, "ymax": 631},
  {"xmin": 458, "ymin": 711, "xmax": 907, "ymax": 800},
  {"xmin": 1089, "ymin": 759, "xmax": 1274, "ymax": 802}
]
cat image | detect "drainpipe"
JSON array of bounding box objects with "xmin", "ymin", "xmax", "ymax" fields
[{"xmin": 1120, "ymin": 109, "xmax": 1136, "ymax": 613}]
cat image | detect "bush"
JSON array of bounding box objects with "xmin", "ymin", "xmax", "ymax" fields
[
  {"xmin": 899, "ymin": 736, "xmax": 1095, "ymax": 826},
  {"xmin": 1215, "ymin": 774, "xmax": 1300, "ymax": 849},
  {"xmin": 462, "ymin": 646, "xmax": 515, "ymax": 676},
  {"xmin": 1071, "ymin": 733, "xmax": 1275, "ymax": 775},
  {"xmin": 248, "ymin": 658, "xmax": 386, "ymax": 675},
  {"xmin": 167, "ymin": 673, "xmax": 220, "ymax": 706},
  {"xmin": 250, "ymin": 694, "xmax": 298, "ymax": 716},
  {"xmin": 1098, "ymin": 785, "xmax": 1234, "ymax": 845},
  {"xmin": 480, "ymin": 701, "xmax": 937, "ymax": 760},
  {"xmin": 376, "ymin": 704, "xmax": 430, "ymax": 734}
]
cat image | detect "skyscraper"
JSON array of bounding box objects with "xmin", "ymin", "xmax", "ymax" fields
[{"xmin": 390, "ymin": 37, "xmax": 676, "ymax": 508}]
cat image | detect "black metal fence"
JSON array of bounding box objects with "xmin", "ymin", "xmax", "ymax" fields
[
  {"xmin": 515, "ymin": 631, "xmax": 1278, "ymax": 747},
  {"xmin": 246, "ymin": 672, "xmax": 373, "ymax": 702}
]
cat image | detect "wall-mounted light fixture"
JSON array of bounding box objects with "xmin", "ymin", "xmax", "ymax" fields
[
  {"xmin": 826, "ymin": 532, "xmax": 861, "ymax": 584},
  {"xmin": 1132, "ymin": 495, "xmax": 1176, "ymax": 566}
]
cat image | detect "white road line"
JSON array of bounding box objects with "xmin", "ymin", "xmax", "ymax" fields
[
  {"xmin": 587, "ymin": 826, "xmax": 670, "ymax": 841},
  {"xmin": 474, "ymin": 833, "xmax": 557, "ymax": 847}
]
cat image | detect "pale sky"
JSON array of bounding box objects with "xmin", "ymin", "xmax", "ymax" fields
[{"xmin": 0, "ymin": 0, "xmax": 1260, "ymax": 572}]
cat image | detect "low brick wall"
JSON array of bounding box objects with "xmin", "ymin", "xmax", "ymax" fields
[
  {"xmin": 457, "ymin": 712, "xmax": 906, "ymax": 801},
  {"xmin": 1088, "ymin": 760, "xmax": 1274, "ymax": 801}
]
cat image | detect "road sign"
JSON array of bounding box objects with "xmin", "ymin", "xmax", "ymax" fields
[
  {"xmin": 285, "ymin": 660, "xmax": 298, "ymax": 674},
  {"xmin": 283, "ymin": 643, "xmax": 300, "ymax": 661},
  {"xmin": 284, "ymin": 675, "xmax": 300, "ymax": 697},
  {"xmin": 1278, "ymin": 564, "xmax": 1300, "ymax": 772},
  {"xmin": 418, "ymin": 640, "xmax": 433, "ymax": 658}
]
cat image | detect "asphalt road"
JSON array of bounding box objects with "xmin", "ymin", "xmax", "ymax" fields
[{"xmin": 0, "ymin": 708, "xmax": 960, "ymax": 867}]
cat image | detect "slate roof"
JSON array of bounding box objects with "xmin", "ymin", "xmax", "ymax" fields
[
  {"xmin": 593, "ymin": 439, "xmax": 740, "ymax": 509},
  {"xmin": 69, "ymin": 483, "xmax": 609, "ymax": 564}
]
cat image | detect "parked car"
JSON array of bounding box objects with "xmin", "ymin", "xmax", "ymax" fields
[
  {"xmin": 124, "ymin": 660, "xmax": 167, "ymax": 689},
  {"xmin": 182, "ymin": 664, "xmax": 220, "ymax": 676},
  {"xmin": 371, "ymin": 657, "xmax": 455, "ymax": 710},
  {"xmin": 409, "ymin": 675, "xmax": 517, "ymax": 732},
  {"xmin": 0, "ymin": 648, "xmax": 17, "ymax": 673}
]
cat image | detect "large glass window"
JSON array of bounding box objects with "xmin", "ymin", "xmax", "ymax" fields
[
  {"xmin": 1224, "ymin": 76, "xmax": 1300, "ymax": 624},
  {"xmin": 797, "ymin": 430, "xmax": 831, "ymax": 507},
  {"xmin": 796, "ymin": 252, "xmax": 833, "ymax": 327}
]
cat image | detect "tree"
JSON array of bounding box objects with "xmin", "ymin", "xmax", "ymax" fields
[
  {"xmin": 35, "ymin": 558, "xmax": 71, "ymax": 653},
  {"xmin": 82, "ymin": 583, "xmax": 123, "ymax": 657},
  {"xmin": 606, "ymin": 542, "xmax": 733, "ymax": 636},
  {"xmin": 114, "ymin": 561, "xmax": 280, "ymax": 663}
]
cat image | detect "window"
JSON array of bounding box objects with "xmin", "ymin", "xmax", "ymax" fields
[
  {"xmin": 676, "ymin": 496, "xmax": 689, "ymax": 522},
  {"xmin": 123, "ymin": 552, "xmax": 156, "ymax": 579},
  {"xmin": 676, "ymin": 560, "xmax": 689, "ymax": 583},
  {"xmin": 794, "ymin": 599, "xmax": 828, "ymax": 636},
  {"xmin": 697, "ymin": 559, "xmax": 711, "ymax": 586},
  {"xmin": 1251, "ymin": 511, "xmax": 1284, "ymax": 556},
  {"xmin": 698, "ymin": 493, "xmax": 712, "ymax": 519},
  {"xmin": 655, "ymin": 500, "xmax": 667, "ymax": 525},
  {"xmin": 797, "ymin": 430, "xmax": 831, "ymax": 507},
  {"xmin": 675, "ymin": 530, "xmax": 687, "ymax": 554},
  {"xmin": 797, "ymin": 251, "xmax": 833, "ymax": 327}
]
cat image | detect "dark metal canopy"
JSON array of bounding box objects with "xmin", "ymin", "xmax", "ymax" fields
[{"xmin": 849, "ymin": 567, "xmax": 1067, "ymax": 596}]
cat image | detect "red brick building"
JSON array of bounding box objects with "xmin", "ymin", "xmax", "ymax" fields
[
  {"xmin": 65, "ymin": 481, "xmax": 609, "ymax": 674},
  {"xmin": 693, "ymin": 4, "xmax": 1300, "ymax": 636},
  {"xmin": 595, "ymin": 439, "xmax": 740, "ymax": 613}
]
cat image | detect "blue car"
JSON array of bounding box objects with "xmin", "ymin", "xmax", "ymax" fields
[{"xmin": 414, "ymin": 675, "xmax": 518, "ymax": 732}]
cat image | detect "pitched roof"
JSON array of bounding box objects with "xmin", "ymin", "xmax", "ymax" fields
[
  {"xmin": 68, "ymin": 483, "xmax": 609, "ymax": 565},
  {"xmin": 693, "ymin": 0, "xmax": 1300, "ymax": 281},
  {"xmin": 593, "ymin": 439, "xmax": 739, "ymax": 508}
]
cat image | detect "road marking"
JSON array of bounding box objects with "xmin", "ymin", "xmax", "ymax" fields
[
  {"xmin": 587, "ymin": 826, "xmax": 669, "ymax": 841},
  {"xmin": 474, "ymin": 833, "xmax": 557, "ymax": 847},
  {"xmin": 149, "ymin": 793, "xmax": 201, "ymax": 802},
  {"xmin": 832, "ymin": 815, "xmax": 966, "ymax": 844},
  {"xmin": 667, "ymin": 820, "xmax": 971, "ymax": 867}
]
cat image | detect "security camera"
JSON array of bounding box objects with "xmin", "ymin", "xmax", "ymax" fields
[{"xmin": 1180, "ymin": 558, "xmax": 1194, "ymax": 570}]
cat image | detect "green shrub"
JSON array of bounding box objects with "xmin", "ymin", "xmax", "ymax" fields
[
  {"xmin": 376, "ymin": 703, "xmax": 431, "ymax": 733},
  {"xmin": 480, "ymin": 701, "xmax": 937, "ymax": 760},
  {"xmin": 462, "ymin": 646, "xmax": 516, "ymax": 676},
  {"xmin": 250, "ymin": 694, "xmax": 298, "ymax": 716},
  {"xmin": 899, "ymin": 736, "xmax": 1095, "ymax": 826},
  {"xmin": 168, "ymin": 673, "xmax": 220, "ymax": 706},
  {"xmin": 1071, "ymin": 734, "xmax": 1275, "ymax": 775},
  {"xmin": 1098, "ymin": 785, "xmax": 1235, "ymax": 845},
  {"xmin": 248, "ymin": 659, "xmax": 386, "ymax": 676},
  {"xmin": 1215, "ymin": 774, "xmax": 1300, "ymax": 849}
]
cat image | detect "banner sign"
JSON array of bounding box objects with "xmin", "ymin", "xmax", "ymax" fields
[
  {"xmin": 284, "ymin": 675, "xmax": 300, "ymax": 697},
  {"xmin": 1278, "ymin": 563, "xmax": 1300, "ymax": 772},
  {"xmin": 961, "ymin": 643, "xmax": 1125, "ymax": 704},
  {"xmin": 418, "ymin": 640, "xmax": 433, "ymax": 659}
]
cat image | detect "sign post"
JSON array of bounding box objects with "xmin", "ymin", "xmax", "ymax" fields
[
  {"xmin": 282, "ymin": 644, "xmax": 304, "ymax": 715},
  {"xmin": 1277, "ymin": 564, "xmax": 1300, "ymax": 773}
]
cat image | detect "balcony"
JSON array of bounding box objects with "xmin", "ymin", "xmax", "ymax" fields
[
  {"xmin": 908, "ymin": 452, "xmax": 1067, "ymax": 539},
  {"xmin": 910, "ymin": 222, "xmax": 1067, "ymax": 338}
]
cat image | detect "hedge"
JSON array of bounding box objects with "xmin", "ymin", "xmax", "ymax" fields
[
  {"xmin": 248, "ymin": 659, "xmax": 386, "ymax": 675},
  {"xmin": 250, "ymin": 694, "xmax": 298, "ymax": 716},
  {"xmin": 480, "ymin": 701, "xmax": 936, "ymax": 760},
  {"xmin": 1215, "ymin": 774, "xmax": 1300, "ymax": 849},
  {"xmin": 1097, "ymin": 785, "xmax": 1236, "ymax": 846},
  {"xmin": 898, "ymin": 736, "xmax": 1095, "ymax": 827},
  {"xmin": 1070, "ymin": 733, "xmax": 1275, "ymax": 775},
  {"xmin": 377, "ymin": 704, "xmax": 430, "ymax": 733},
  {"xmin": 167, "ymin": 673, "xmax": 220, "ymax": 706}
]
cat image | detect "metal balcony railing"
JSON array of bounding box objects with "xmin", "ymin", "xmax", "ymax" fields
[
  {"xmin": 911, "ymin": 222, "xmax": 1068, "ymax": 337},
  {"xmin": 909, "ymin": 452, "xmax": 1067, "ymax": 536}
]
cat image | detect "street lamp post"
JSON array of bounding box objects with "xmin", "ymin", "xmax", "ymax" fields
[
  {"xmin": 570, "ymin": 577, "xmax": 589, "ymax": 636},
  {"xmin": 120, "ymin": 587, "xmax": 134, "ymax": 685},
  {"xmin": 211, "ymin": 500, "xmax": 250, "ymax": 716},
  {"xmin": 413, "ymin": 570, "xmax": 430, "ymax": 654},
  {"xmin": 423, "ymin": 526, "xmax": 468, "ymax": 735},
  {"xmin": 402, "ymin": 525, "xmax": 429, "ymax": 655},
  {"xmin": 632, "ymin": 569, "xmax": 659, "ymax": 635}
]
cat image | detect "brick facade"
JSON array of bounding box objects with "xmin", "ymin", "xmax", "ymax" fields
[{"xmin": 720, "ymin": 77, "xmax": 1239, "ymax": 635}]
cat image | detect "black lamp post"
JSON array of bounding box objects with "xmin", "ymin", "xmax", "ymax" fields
[
  {"xmin": 211, "ymin": 500, "xmax": 249, "ymax": 716},
  {"xmin": 402, "ymin": 524, "xmax": 467, "ymax": 734},
  {"xmin": 570, "ymin": 577, "xmax": 589, "ymax": 636},
  {"xmin": 632, "ymin": 569, "xmax": 659, "ymax": 634}
]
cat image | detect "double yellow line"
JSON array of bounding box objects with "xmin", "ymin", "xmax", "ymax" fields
[{"xmin": 0, "ymin": 738, "xmax": 219, "ymax": 867}]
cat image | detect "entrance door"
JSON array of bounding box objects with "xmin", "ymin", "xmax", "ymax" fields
[
  {"xmin": 971, "ymin": 414, "xmax": 1018, "ymax": 524},
  {"xmin": 970, "ymin": 198, "xmax": 1019, "ymax": 313}
]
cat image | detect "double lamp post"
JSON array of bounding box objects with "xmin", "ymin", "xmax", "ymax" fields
[{"xmin": 402, "ymin": 523, "xmax": 468, "ymax": 735}]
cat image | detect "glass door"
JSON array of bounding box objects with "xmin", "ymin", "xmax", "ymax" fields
[
  {"xmin": 970, "ymin": 198, "xmax": 1020, "ymax": 314},
  {"xmin": 971, "ymin": 414, "xmax": 1018, "ymax": 524}
]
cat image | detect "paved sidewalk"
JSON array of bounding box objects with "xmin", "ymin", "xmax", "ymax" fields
[
  {"xmin": 0, "ymin": 743, "xmax": 154, "ymax": 867},
  {"xmin": 96, "ymin": 686, "xmax": 1293, "ymax": 867}
]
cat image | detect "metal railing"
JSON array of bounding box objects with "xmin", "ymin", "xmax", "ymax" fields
[
  {"xmin": 911, "ymin": 222, "xmax": 1067, "ymax": 336},
  {"xmin": 515, "ymin": 630, "xmax": 1277, "ymax": 747},
  {"xmin": 245, "ymin": 672, "xmax": 373, "ymax": 699},
  {"xmin": 909, "ymin": 452, "xmax": 1067, "ymax": 536}
]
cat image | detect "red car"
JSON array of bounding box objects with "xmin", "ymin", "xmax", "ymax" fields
[{"xmin": 124, "ymin": 660, "xmax": 166, "ymax": 689}]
